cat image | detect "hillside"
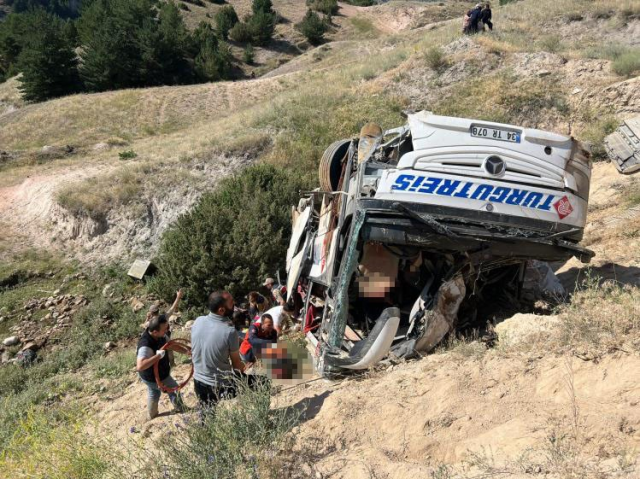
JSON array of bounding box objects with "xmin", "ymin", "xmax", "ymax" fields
[{"xmin": 0, "ymin": 0, "xmax": 640, "ymax": 477}]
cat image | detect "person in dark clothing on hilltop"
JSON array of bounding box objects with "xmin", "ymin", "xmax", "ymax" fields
[
  {"xmin": 239, "ymin": 314, "xmax": 278, "ymax": 363},
  {"xmin": 136, "ymin": 314, "xmax": 187, "ymax": 420},
  {"xmin": 469, "ymin": 3, "xmax": 483, "ymax": 34},
  {"xmin": 481, "ymin": 2, "xmax": 493, "ymax": 31}
]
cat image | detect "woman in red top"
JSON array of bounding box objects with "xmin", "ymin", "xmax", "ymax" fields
[{"xmin": 240, "ymin": 314, "xmax": 278, "ymax": 363}]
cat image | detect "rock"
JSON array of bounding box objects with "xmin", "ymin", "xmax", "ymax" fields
[
  {"xmin": 1, "ymin": 351, "xmax": 11, "ymax": 363},
  {"xmin": 168, "ymin": 314, "xmax": 179, "ymax": 324},
  {"xmin": 20, "ymin": 341, "xmax": 39, "ymax": 352},
  {"xmin": 495, "ymin": 313, "xmax": 560, "ymax": 348},
  {"xmin": 572, "ymin": 87, "xmax": 582, "ymax": 95},
  {"xmin": 184, "ymin": 320, "xmax": 195, "ymax": 330},
  {"xmin": 53, "ymin": 289, "xmax": 61, "ymax": 296},
  {"xmin": 104, "ymin": 341, "xmax": 116, "ymax": 351},
  {"xmin": 130, "ymin": 298, "xmax": 145, "ymax": 313},
  {"xmin": 3, "ymin": 336, "xmax": 20, "ymax": 347},
  {"xmin": 102, "ymin": 284, "xmax": 113, "ymax": 297},
  {"xmin": 536, "ymin": 69, "xmax": 551, "ymax": 77},
  {"xmin": 0, "ymin": 317, "xmax": 4, "ymax": 323},
  {"xmin": 93, "ymin": 142, "xmax": 109, "ymax": 151}
]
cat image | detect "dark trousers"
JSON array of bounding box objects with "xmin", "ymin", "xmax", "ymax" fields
[
  {"xmin": 483, "ymin": 20, "xmax": 493, "ymax": 31},
  {"xmin": 194, "ymin": 374, "xmax": 269, "ymax": 408}
]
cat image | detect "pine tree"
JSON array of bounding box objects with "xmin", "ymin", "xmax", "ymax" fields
[
  {"xmin": 194, "ymin": 22, "xmax": 230, "ymax": 82},
  {"xmin": 138, "ymin": 1, "xmax": 192, "ymax": 85},
  {"xmin": 251, "ymin": 0, "xmax": 274, "ymax": 15},
  {"xmin": 248, "ymin": 9, "xmax": 275, "ymax": 46},
  {"xmin": 17, "ymin": 10, "xmax": 80, "ymax": 102},
  {"xmin": 78, "ymin": 0, "xmax": 155, "ymax": 91},
  {"xmin": 296, "ymin": 9, "xmax": 326, "ymax": 45},
  {"xmin": 214, "ymin": 5, "xmax": 239, "ymax": 40}
]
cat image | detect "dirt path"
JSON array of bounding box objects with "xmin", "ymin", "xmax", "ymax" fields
[{"xmin": 0, "ymin": 161, "xmax": 112, "ymax": 254}]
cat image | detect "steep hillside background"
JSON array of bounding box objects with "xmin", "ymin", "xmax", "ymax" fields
[{"xmin": 0, "ymin": 0, "xmax": 640, "ymax": 477}]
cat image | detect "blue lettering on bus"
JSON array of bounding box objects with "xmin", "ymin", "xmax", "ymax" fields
[{"xmin": 391, "ymin": 175, "xmax": 556, "ymax": 212}]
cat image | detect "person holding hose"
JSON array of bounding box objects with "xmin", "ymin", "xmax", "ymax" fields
[{"xmin": 136, "ymin": 314, "xmax": 187, "ymax": 420}]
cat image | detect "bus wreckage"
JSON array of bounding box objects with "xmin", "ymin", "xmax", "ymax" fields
[{"xmin": 285, "ymin": 111, "xmax": 594, "ymax": 377}]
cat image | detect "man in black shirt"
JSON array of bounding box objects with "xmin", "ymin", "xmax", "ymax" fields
[
  {"xmin": 481, "ymin": 3, "xmax": 493, "ymax": 31},
  {"xmin": 136, "ymin": 314, "xmax": 186, "ymax": 420}
]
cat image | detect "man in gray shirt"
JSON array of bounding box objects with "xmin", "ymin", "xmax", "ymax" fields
[{"xmin": 191, "ymin": 290, "xmax": 247, "ymax": 407}]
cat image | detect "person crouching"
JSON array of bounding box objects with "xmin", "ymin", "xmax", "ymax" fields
[
  {"xmin": 136, "ymin": 314, "xmax": 185, "ymax": 420},
  {"xmin": 240, "ymin": 314, "xmax": 278, "ymax": 363}
]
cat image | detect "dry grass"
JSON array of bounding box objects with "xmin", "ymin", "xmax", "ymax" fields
[{"xmin": 434, "ymin": 71, "xmax": 569, "ymax": 128}]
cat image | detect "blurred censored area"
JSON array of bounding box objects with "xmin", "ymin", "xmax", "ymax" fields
[{"xmin": 259, "ymin": 339, "xmax": 315, "ymax": 384}]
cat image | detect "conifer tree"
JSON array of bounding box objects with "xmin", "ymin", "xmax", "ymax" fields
[{"xmin": 17, "ymin": 10, "xmax": 80, "ymax": 102}]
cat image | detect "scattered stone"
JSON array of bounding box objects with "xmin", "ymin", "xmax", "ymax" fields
[
  {"xmin": 53, "ymin": 289, "xmax": 61, "ymax": 296},
  {"xmin": 1, "ymin": 351, "xmax": 11, "ymax": 364},
  {"xmin": 104, "ymin": 341, "xmax": 116, "ymax": 351},
  {"xmin": 130, "ymin": 298, "xmax": 145, "ymax": 313},
  {"xmin": 536, "ymin": 69, "xmax": 551, "ymax": 77},
  {"xmin": 3, "ymin": 336, "xmax": 20, "ymax": 347},
  {"xmin": 20, "ymin": 341, "xmax": 39, "ymax": 352},
  {"xmin": 572, "ymin": 87, "xmax": 582, "ymax": 95},
  {"xmin": 102, "ymin": 284, "xmax": 114, "ymax": 297}
]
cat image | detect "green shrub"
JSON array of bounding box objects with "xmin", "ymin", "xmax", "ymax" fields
[
  {"xmin": 538, "ymin": 34, "xmax": 563, "ymax": 53},
  {"xmin": 229, "ymin": 21, "xmax": 252, "ymax": 43},
  {"xmin": 252, "ymin": 0, "xmax": 275, "ymax": 15},
  {"xmin": 612, "ymin": 50, "xmax": 640, "ymax": 78},
  {"xmin": 118, "ymin": 149, "xmax": 137, "ymax": 160},
  {"xmin": 148, "ymin": 379, "xmax": 300, "ymax": 478},
  {"xmin": 423, "ymin": 46, "xmax": 448, "ymax": 72},
  {"xmin": 243, "ymin": 44, "xmax": 255, "ymax": 64},
  {"xmin": 296, "ymin": 9, "xmax": 327, "ymax": 45},
  {"xmin": 344, "ymin": 0, "xmax": 374, "ymax": 6},
  {"xmin": 149, "ymin": 164, "xmax": 305, "ymax": 307},
  {"xmin": 583, "ymin": 43, "xmax": 631, "ymax": 60},
  {"xmin": 307, "ymin": 0, "xmax": 339, "ymax": 15},
  {"xmin": 248, "ymin": 10, "xmax": 276, "ymax": 46},
  {"xmin": 214, "ymin": 5, "xmax": 239, "ymax": 40}
]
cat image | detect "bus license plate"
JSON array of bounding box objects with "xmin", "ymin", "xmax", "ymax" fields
[{"xmin": 471, "ymin": 125, "xmax": 521, "ymax": 143}]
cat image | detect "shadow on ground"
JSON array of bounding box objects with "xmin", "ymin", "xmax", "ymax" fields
[{"xmin": 557, "ymin": 263, "xmax": 640, "ymax": 291}]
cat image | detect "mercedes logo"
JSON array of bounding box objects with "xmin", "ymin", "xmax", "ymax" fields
[{"xmin": 484, "ymin": 155, "xmax": 506, "ymax": 176}]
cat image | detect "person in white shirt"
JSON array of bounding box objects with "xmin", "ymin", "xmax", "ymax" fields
[{"xmin": 257, "ymin": 302, "xmax": 295, "ymax": 334}]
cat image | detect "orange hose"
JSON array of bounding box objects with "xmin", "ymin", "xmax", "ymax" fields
[{"xmin": 154, "ymin": 338, "xmax": 194, "ymax": 393}]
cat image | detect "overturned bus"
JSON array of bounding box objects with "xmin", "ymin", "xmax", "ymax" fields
[{"xmin": 285, "ymin": 111, "xmax": 594, "ymax": 377}]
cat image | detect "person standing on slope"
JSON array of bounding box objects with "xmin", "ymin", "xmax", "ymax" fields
[
  {"xmin": 481, "ymin": 3, "xmax": 493, "ymax": 31},
  {"xmin": 136, "ymin": 314, "xmax": 186, "ymax": 420},
  {"xmin": 191, "ymin": 291, "xmax": 249, "ymax": 408}
]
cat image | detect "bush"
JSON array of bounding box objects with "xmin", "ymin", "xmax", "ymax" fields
[
  {"xmin": 612, "ymin": 50, "xmax": 640, "ymax": 78},
  {"xmin": 229, "ymin": 21, "xmax": 252, "ymax": 43},
  {"xmin": 118, "ymin": 149, "xmax": 137, "ymax": 160},
  {"xmin": 148, "ymin": 379, "xmax": 300, "ymax": 478},
  {"xmin": 215, "ymin": 5, "xmax": 239, "ymax": 40},
  {"xmin": 343, "ymin": 0, "xmax": 374, "ymax": 5},
  {"xmin": 149, "ymin": 164, "xmax": 306, "ymax": 307},
  {"xmin": 423, "ymin": 46, "xmax": 448, "ymax": 72},
  {"xmin": 307, "ymin": 0, "xmax": 339, "ymax": 15},
  {"xmin": 538, "ymin": 34, "xmax": 563, "ymax": 53},
  {"xmin": 252, "ymin": 0, "xmax": 275, "ymax": 15},
  {"xmin": 248, "ymin": 10, "xmax": 276, "ymax": 46},
  {"xmin": 243, "ymin": 44, "xmax": 255, "ymax": 64},
  {"xmin": 296, "ymin": 9, "xmax": 327, "ymax": 45}
]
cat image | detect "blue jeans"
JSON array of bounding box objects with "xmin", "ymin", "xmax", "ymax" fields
[{"xmin": 139, "ymin": 375, "xmax": 184, "ymax": 418}]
